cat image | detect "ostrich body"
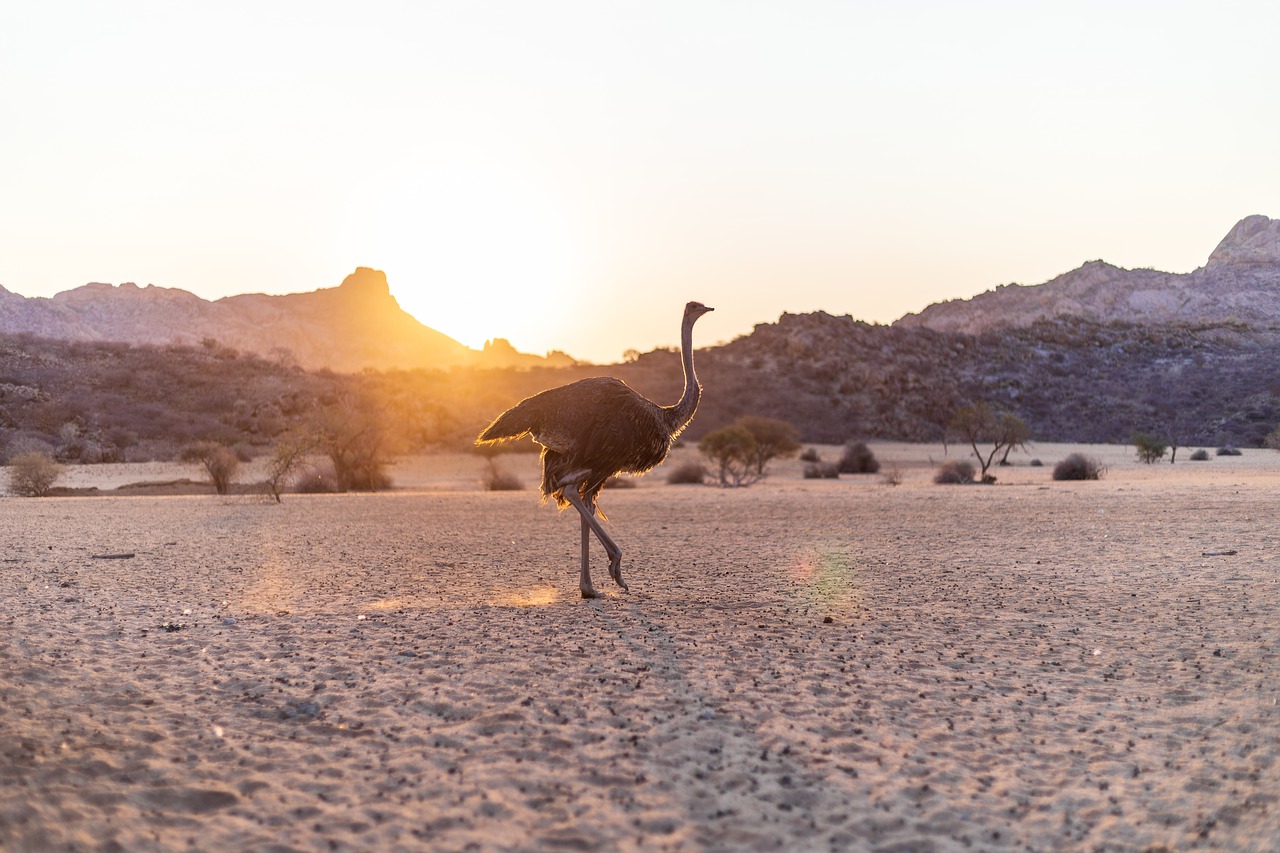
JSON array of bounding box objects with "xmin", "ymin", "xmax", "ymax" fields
[{"xmin": 476, "ymin": 301, "xmax": 714, "ymax": 598}]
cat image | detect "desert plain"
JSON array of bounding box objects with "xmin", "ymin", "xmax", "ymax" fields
[{"xmin": 1, "ymin": 443, "xmax": 1278, "ymax": 852}]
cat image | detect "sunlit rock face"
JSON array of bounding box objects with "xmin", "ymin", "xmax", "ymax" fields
[
  {"xmin": 896, "ymin": 216, "xmax": 1280, "ymax": 334},
  {"xmin": 1206, "ymin": 214, "xmax": 1280, "ymax": 268}
]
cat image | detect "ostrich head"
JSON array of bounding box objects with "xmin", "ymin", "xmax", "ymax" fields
[{"xmin": 685, "ymin": 301, "xmax": 714, "ymax": 319}]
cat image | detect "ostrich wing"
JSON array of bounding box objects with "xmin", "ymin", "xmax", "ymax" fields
[{"xmin": 479, "ymin": 377, "xmax": 672, "ymax": 474}]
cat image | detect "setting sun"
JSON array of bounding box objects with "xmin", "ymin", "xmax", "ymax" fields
[{"xmin": 340, "ymin": 161, "xmax": 584, "ymax": 355}]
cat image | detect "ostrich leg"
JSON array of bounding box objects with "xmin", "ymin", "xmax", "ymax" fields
[
  {"xmin": 580, "ymin": 515, "xmax": 594, "ymax": 598},
  {"xmin": 562, "ymin": 488, "xmax": 626, "ymax": 597}
]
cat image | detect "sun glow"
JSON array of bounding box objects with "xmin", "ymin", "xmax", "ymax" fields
[{"xmin": 341, "ymin": 162, "xmax": 583, "ymax": 355}]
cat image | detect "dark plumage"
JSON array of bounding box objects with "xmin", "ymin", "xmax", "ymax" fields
[{"xmin": 477, "ymin": 301, "xmax": 714, "ymax": 598}]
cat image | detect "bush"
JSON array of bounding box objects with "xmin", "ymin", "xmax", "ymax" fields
[
  {"xmin": 665, "ymin": 460, "xmax": 708, "ymax": 485},
  {"xmin": 803, "ymin": 462, "xmax": 839, "ymax": 479},
  {"xmin": 1052, "ymin": 453, "xmax": 1104, "ymax": 481},
  {"xmin": 799, "ymin": 447, "xmax": 821, "ymax": 463},
  {"xmin": 933, "ymin": 460, "xmax": 975, "ymax": 484},
  {"xmin": 1216, "ymin": 446, "xmax": 1243, "ymax": 457},
  {"xmin": 1029, "ymin": 458, "xmax": 1044, "ymax": 467},
  {"xmin": 881, "ymin": 464, "xmax": 903, "ymax": 486},
  {"xmin": 1189, "ymin": 448, "xmax": 1210, "ymax": 461},
  {"xmin": 482, "ymin": 458, "xmax": 523, "ymax": 491},
  {"xmin": 6, "ymin": 452, "xmax": 64, "ymax": 497},
  {"xmin": 295, "ymin": 469, "xmax": 338, "ymax": 493},
  {"xmin": 838, "ymin": 440, "xmax": 880, "ymax": 474}
]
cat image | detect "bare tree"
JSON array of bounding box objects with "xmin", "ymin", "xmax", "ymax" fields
[
  {"xmin": 312, "ymin": 393, "xmax": 393, "ymax": 492},
  {"xmin": 265, "ymin": 429, "xmax": 317, "ymax": 502}
]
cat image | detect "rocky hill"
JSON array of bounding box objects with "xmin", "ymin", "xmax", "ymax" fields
[
  {"xmin": 6, "ymin": 216, "xmax": 1280, "ymax": 462},
  {"xmin": 896, "ymin": 215, "xmax": 1280, "ymax": 333},
  {"xmin": 0, "ymin": 267, "xmax": 570, "ymax": 373},
  {"xmin": 691, "ymin": 311, "xmax": 1280, "ymax": 448}
]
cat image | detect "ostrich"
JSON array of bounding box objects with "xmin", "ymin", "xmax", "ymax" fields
[{"xmin": 476, "ymin": 301, "xmax": 714, "ymax": 598}]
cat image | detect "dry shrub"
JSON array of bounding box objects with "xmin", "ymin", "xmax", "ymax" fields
[
  {"xmin": 1216, "ymin": 446, "xmax": 1242, "ymax": 457},
  {"xmin": 295, "ymin": 468, "xmax": 338, "ymax": 493},
  {"xmin": 881, "ymin": 464, "xmax": 903, "ymax": 486},
  {"xmin": 665, "ymin": 460, "xmax": 707, "ymax": 485},
  {"xmin": 838, "ymin": 440, "xmax": 880, "ymax": 474},
  {"xmin": 803, "ymin": 462, "xmax": 839, "ymax": 479},
  {"xmin": 482, "ymin": 458, "xmax": 523, "ymax": 491},
  {"xmin": 933, "ymin": 459, "xmax": 975, "ymax": 485},
  {"xmin": 181, "ymin": 441, "xmax": 240, "ymax": 495},
  {"xmin": 6, "ymin": 452, "xmax": 64, "ymax": 497},
  {"xmin": 1189, "ymin": 448, "xmax": 1210, "ymax": 461},
  {"xmin": 799, "ymin": 447, "xmax": 821, "ymax": 463},
  {"xmin": 604, "ymin": 476, "xmax": 636, "ymax": 489},
  {"xmin": 1052, "ymin": 453, "xmax": 1104, "ymax": 481}
]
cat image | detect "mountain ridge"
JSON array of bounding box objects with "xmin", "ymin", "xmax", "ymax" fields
[
  {"xmin": 895, "ymin": 215, "xmax": 1280, "ymax": 334},
  {"xmin": 0, "ymin": 267, "xmax": 571, "ymax": 373}
]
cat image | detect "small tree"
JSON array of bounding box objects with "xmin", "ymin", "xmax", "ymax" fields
[
  {"xmin": 995, "ymin": 414, "xmax": 1032, "ymax": 466},
  {"xmin": 949, "ymin": 403, "xmax": 1030, "ymax": 483},
  {"xmin": 1132, "ymin": 431, "xmax": 1168, "ymax": 464},
  {"xmin": 699, "ymin": 424, "xmax": 760, "ymax": 487},
  {"xmin": 182, "ymin": 441, "xmax": 241, "ymax": 495},
  {"xmin": 6, "ymin": 452, "xmax": 64, "ymax": 497},
  {"xmin": 698, "ymin": 416, "xmax": 801, "ymax": 487},
  {"xmin": 736, "ymin": 416, "xmax": 801, "ymax": 479}
]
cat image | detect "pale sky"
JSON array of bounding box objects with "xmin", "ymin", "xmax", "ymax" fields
[{"xmin": 2, "ymin": 1, "xmax": 1276, "ymax": 363}]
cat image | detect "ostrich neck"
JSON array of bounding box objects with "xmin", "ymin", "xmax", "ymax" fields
[{"xmin": 667, "ymin": 315, "xmax": 701, "ymax": 432}]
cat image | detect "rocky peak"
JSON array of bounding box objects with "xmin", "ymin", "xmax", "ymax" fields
[
  {"xmin": 338, "ymin": 266, "xmax": 392, "ymax": 296},
  {"xmin": 1206, "ymin": 215, "xmax": 1280, "ymax": 268}
]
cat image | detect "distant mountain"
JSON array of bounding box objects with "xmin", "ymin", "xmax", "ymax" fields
[
  {"xmin": 896, "ymin": 215, "xmax": 1280, "ymax": 333},
  {"xmin": 0, "ymin": 267, "xmax": 572, "ymax": 373}
]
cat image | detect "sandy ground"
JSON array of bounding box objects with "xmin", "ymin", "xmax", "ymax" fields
[{"xmin": 2, "ymin": 444, "xmax": 1278, "ymax": 851}]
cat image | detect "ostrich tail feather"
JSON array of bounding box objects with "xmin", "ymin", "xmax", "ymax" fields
[{"xmin": 475, "ymin": 406, "xmax": 533, "ymax": 445}]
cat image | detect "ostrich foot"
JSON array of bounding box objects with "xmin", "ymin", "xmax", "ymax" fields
[
  {"xmin": 608, "ymin": 557, "xmax": 628, "ymax": 592},
  {"xmin": 580, "ymin": 585, "xmax": 601, "ymax": 599}
]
